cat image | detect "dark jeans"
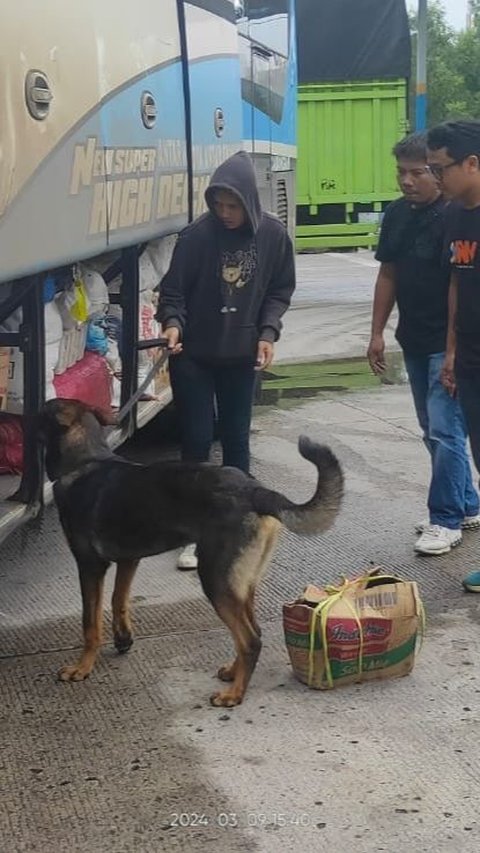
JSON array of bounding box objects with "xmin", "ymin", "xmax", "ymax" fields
[
  {"xmin": 404, "ymin": 352, "xmax": 479, "ymax": 528},
  {"xmin": 169, "ymin": 353, "xmax": 256, "ymax": 474},
  {"xmin": 457, "ymin": 367, "xmax": 480, "ymax": 479}
]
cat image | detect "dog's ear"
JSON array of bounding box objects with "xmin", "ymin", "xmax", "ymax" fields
[
  {"xmin": 54, "ymin": 400, "xmax": 85, "ymax": 428},
  {"xmin": 39, "ymin": 399, "xmax": 84, "ymax": 429},
  {"xmin": 41, "ymin": 398, "xmax": 117, "ymax": 429},
  {"xmin": 91, "ymin": 407, "xmax": 118, "ymax": 427}
]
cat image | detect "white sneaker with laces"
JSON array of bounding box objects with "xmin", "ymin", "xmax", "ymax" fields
[
  {"xmin": 414, "ymin": 525, "xmax": 462, "ymax": 555},
  {"xmin": 415, "ymin": 514, "xmax": 480, "ymax": 534},
  {"xmin": 177, "ymin": 543, "xmax": 198, "ymax": 570}
]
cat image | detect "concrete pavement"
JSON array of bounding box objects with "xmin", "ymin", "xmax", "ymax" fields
[
  {"xmin": 1, "ymin": 252, "xmax": 480, "ymax": 853},
  {"xmin": 276, "ymin": 250, "xmax": 400, "ymax": 363}
]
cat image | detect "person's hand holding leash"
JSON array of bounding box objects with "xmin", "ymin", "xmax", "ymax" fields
[
  {"xmin": 256, "ymin": 340, "xmax": 274, "ymax": 371},
  {"xmin": 163, "ymin": 326, "xmax": 183, "ymax": 355}
]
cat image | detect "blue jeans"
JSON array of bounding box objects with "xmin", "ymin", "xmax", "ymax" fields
[
  {"xmin": 169, "ymin": 353, "xmax": 256, "ymax": 474},
  {"xmin": 404, "ymin": 351, "xmax": 479, "ymax": 530}
]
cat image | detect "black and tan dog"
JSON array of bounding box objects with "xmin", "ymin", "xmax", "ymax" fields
[{"xmin": 39, "ymin": 398, "xmax": 343, "ymax": 706}]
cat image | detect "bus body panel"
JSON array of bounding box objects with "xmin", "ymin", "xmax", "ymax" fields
[{"xmin": 0, "ymin": 0, "xmax": 242, "ymax": 282}]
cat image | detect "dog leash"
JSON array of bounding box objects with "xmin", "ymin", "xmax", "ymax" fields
[{"xmin": 116, "ymin": 338, "xmax": 170, "ymax": 423}]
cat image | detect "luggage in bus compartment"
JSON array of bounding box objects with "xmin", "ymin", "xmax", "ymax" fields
[{"xmin": 295, "ymin": 0, "xmax": 411, "ymax": 251}]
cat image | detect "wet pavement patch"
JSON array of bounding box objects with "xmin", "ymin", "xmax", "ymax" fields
[{"xmin": 255, "ymin": 354, "xmax": 407, "ymax": 405}]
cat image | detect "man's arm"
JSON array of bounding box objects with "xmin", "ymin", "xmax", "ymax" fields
[
  {"xmin": 258, "ymin": 228, "xmax": 295, "ymax": 342},
  {"xmin": 256, "ymin": 228, "xmax": 295, "ymax": 369},
  {"xmin": 155, "ymin": 231, "xmax": 196, "ymax": 353},
  {"xmin": 441, "ymin": 271, "xmax": 458, "ymax": 396},
  {"xmin": 367, "ymin": 262, "xmax": 396, "ymax": 374}
]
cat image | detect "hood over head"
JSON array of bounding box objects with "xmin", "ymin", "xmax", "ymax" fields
[{"xmin": 205, "ymin": 150, "xmax": 262, "ymax": 233}]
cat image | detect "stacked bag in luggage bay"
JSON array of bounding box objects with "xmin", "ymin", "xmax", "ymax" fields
[
  {"xmin": 0, "ymin": 240, "xmax": 175, "ymax": 475},
  {"xmin": 5, "ymin": 269, "xmax": 113, "ymax": 418},
  {"xmin": 0, "ymin": 271, "xmax": 113, "ymax": 474}
]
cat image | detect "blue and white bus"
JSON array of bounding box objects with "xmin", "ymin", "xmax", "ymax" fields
[{"xmin": 0, "ymin": 0, "xmax": 297, "ymax": 541}]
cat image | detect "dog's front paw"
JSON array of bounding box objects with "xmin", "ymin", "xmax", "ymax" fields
[
  {"xmin": 114, "ymin": 630, "xmax": 133, "ymax": 654},
  {"xmin": 210, "ymin": 689, "xmax": 243, "ymax": 708},
  {"xmin": 58, "ymin": 662, "xmax": 92, "ymax": 682}
]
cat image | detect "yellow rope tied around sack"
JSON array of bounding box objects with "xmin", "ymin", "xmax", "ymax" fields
[
  {"xmin": 307, "ymin": 574, "xmax": 426, "ymax": 689},
  {"xmin": 412, "ymin": 584, "xmax": 426, "ymax": 655}
]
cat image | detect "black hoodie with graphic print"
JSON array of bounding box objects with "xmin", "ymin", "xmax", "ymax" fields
[{"xmin": 156, "ymin": 151, "xmax": 295, "ymax": 363}]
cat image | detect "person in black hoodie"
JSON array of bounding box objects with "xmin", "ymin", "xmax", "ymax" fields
[{"xmin": 156, "ymin": 151, "xmax": 295, "ymax": 569}]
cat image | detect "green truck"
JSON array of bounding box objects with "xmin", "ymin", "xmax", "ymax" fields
[{"xmin": 295, "ymin": 0, "xmax": 411, "ymax": 251}]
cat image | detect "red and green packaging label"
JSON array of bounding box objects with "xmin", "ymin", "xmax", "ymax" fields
[{"xmin": 283, "ymin": 577, "xmax": 423, "ymax": 690}]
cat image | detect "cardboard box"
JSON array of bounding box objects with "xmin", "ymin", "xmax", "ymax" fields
[
  {"xmin": 0, "ymin": 347, "xmax": 11, "ymax": 411},
  {"xmin": 283, "ymin": 569, "xmax": 424, "ymax": 690}
]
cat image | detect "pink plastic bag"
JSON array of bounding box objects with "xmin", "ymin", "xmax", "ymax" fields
[
  {"xmin": 0, "ymin": 416, "xmax": 23, "ymax": 474},
  {"xmin": 0, "ymin": 354, "xmax": 112, "ymax": 476},
  {"xmin": 53, "ymin": 351, "xmax": 112, "ymax": 411}
]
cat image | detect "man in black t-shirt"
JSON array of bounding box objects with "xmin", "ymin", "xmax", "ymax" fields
[
  {"xmin": 427, "ymin": 121, "xmax": 480, "ymax": 590},
  {"xmin": 368, "ymin": 132, "xmax": 479, "ymax": 556}
]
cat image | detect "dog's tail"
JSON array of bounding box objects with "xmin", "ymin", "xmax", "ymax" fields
[{"xmin": 252, "ymin": 436, "xmax": 343, "ymax": 535}]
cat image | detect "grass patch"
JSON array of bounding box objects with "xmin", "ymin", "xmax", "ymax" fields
[{"xmin": 260, "ymin": 357, "xmax": 378, "ymax": 394}]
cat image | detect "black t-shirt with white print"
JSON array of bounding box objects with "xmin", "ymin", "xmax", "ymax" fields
[{"xmin": 444, "ymin": 202, "xmax": 480, "ymax": 370}]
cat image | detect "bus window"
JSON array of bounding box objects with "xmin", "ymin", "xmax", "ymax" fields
[{"xmin": 243, "ymin": 1, "xmax": 289, "ymax": 58}]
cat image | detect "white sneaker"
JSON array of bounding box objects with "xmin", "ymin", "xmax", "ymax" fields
[
  {"xmin": 177, "ymin": 543, "xmax": 198, "ymax": 571},
  {"xmin": 415, "ymin": 514, "xmax": 480, "ymax": 534},
  {"xmin": 414, "ymin": 525, "xmax": 462, "ymax": 556}
]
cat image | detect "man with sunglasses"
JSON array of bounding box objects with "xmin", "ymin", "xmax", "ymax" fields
[
  {"xmin": 427, "ymin": 121, "xmax": 480, "ymax": 590},
  {"xmin": 368, "ymin": 132, "xmax": 479, "ymax": 556}
]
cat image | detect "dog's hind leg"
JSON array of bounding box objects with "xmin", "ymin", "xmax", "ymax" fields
[
  {"xmin": 59, "ymin": 563, "xmax": 108, "ymax": 682},
  {"xmin": 112, "ymin": 560, "xmax": 139, "ymax": 654},
  {"xmin": 206, "ymin": 517, "xmax": 281, "ymax": 705},
  {"xmin": 209, "ymin": 591, "xmax": 261, "ymax": 707},
  {"xmin": 217, "ymin": 586, "xmax": 259, "ymax": 684},
  {"xmin": 217, "ymin": 516, "xmax": 280, "ymax": 684}
]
